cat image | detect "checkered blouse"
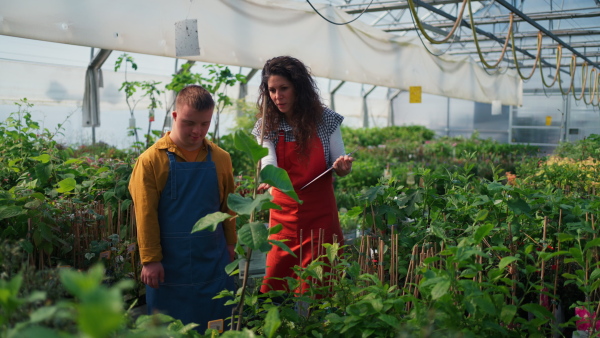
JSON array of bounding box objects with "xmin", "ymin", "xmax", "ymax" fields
[{"xmin": 251, "ymin": 107, "xmax": 344, "ymax": 168}]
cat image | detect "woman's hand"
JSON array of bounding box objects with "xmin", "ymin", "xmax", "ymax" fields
[
  {"xmin": 333, "ymin": 154, "xmax": 354, "ymax": 177},
  {"xmin": 257, "ymin": 183, "xmax": 272, "ymax": 193}
]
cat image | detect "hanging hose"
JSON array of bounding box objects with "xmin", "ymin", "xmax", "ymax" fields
[
  {"xmin": 406, "ymin": 0, "xmax": 468, "ymax": 44},
  {"xmin": 557, "ymin": 55, "xmax": 576, "ymax": 96},
  {"xmin": 539, "ymin": 45, "xmax": 562, "ymax": 88},
  {"xmin": 467, "ymin": 1, "xmax": 514, "ymax": 69},
  {"xmin": 511, "ymin": 31, "xmax": 542, "ymax": 80},
  {"xmin": 578, "ymin": 62, "xmax": 590, "ymax": 104}
]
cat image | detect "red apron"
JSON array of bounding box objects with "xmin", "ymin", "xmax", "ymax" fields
[{"xmin": 261, "ymin": 132, "xmax": 343, "ymax": 294}]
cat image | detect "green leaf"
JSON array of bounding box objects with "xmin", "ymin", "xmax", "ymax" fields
[
  {"xmin": 269, "ymin": 239, "xmax": 296, "ymax": 257},
  {"xmin": 499, "ymin": 256, "xmax": 518, "ymax": 270},
  {"xmin": 324, "ymin": 242, "xmax": 340, "ymax": 264},
  {"xmin": 584, "ymin": 238, "xmax": 600, "ymax": 251},
  {"xmin": 227, "ymin": 192, "xmax": 279, "ymax": 216},
  {"xmin": 474, "ymin": 223, "xmax": 493, "ymax": 243},
  {"xmin": 500, "ymin": 304, "xmax": 517, "ymax": 324},
  {"xmin": 430, "ymin": 278, "xmax": 450, "ymax": 300},
  {"xmin": 56, "ymin": 177, "xmax": 76, "ymax": 193},
  {"xmin": 59, "ymin": 265, "xmax": 104, "ymax": 299},
  {"xmin": 590, "ymin": 268, "xmax": 600, "ymax": 281},
  {"xmin": 30, "ymin": 153, "xmax": 51, "ymax": 163},
  {"xmin": 362, "ymin": 185, "xmax": 386, "ymax": 203},
  {"xmin": 474, "ymin": 209, "xmax": 489, "ymax": 222},
  {"xmin": 34, "ymin": 163, "xmax": 52, "ymax": 185},
  {"xmin": 521, "ymin": 303, "xmax": 553, "ymax": 320},
  {"xmin": 0, "ymin": 206, "xmax": 25, "ymax": 220},
  {"xmin": 225, "ymin": 259, "xmax": 242, "ymax": 275},
  {"xmin": 233, "ymin": 130, "xmax": 268, "ymax": 165},
  {"xmin": 238, "ymin": 222, "xmax": 269, "ymax": 250},
  {"xmin": 29, "ymin": 306, "xmax": 58, "ymax": 323},
  {"xmin": 378, "ymin": 314, "xmax": 400, "ymax": 328},
  {"xmin": 263, "ymin": 307, "xmax": 282, "ymax": 338},
  {"xmin": 269, "ymin": 224, "xmax": 283, "ymax": 235},
  {"xmin": 191, "ymin": 212, "xmax": 232, "ymax": 233},
  {"xmin": 260, "ymin": 165, "xmax": 301, "ymax": 203},
  {"xmin": 507, "ymin": 198, "xmax": 531, "ymax": 215},
  {"xmin": 473, "ymin": 294, "xmax": 496, "ymax": 316}
]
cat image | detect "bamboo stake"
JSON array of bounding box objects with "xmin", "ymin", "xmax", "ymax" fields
[
  {"xmin": 27, "ymin": 218, "xmax": 32, "ymax": 266},
  {"xmin": 553, "ymin": 210, "xmax": 563, "ymax": 322},
  {"xmin": 311, "ymin": 229, "xmax": 314, "ymax": 263},
  {"xmin": 358, "ymin": 236, "xmax": 365, "ymax": 273}
]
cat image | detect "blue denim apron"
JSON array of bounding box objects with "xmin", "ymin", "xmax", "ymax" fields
[{"xmin": 146, "ymin": 149, "xmax": 234, "ymax": 331}]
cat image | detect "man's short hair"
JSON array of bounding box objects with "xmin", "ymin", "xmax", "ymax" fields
[{"xmin": 176, "ymin": 85, "xmax": 215, "ymax": 112}]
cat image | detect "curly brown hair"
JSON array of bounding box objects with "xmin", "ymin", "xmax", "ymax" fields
[{"xmin": 257, "ymin": 56, "xmax": 324, "ymax": 158}]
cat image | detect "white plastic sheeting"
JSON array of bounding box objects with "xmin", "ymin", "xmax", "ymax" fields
[{"xmin": 0, "ymin": 0, "xmax": 522, "ymax": 106}]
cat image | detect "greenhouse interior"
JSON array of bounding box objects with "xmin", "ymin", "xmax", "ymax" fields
[{"xmin": 2, "ymin": 0, "xmax": 600, "ymax": 337}]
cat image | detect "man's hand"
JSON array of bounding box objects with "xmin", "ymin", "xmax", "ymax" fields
[
  {"xmin": 141, "ymin": 261, "xmax": 164, "ymax": 289},
  {"xmin": 227, "ymin": 244, "xmax": 236, "ymax": 262}
]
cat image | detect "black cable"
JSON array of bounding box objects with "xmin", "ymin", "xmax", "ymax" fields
[{"xmin": 306, "ymin": 0, "xmax": 375, "ymax": 26}]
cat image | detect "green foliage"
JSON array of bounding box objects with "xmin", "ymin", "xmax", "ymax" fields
[
  {"xmin": 0, "ymin": 100, "xmax": 136, "ymax": 288},
  {"xmin": 166, "ymin": 63, "xmax": 247, "ymax": 144},
  {"xmin": 114, "ymin": 53, "xmax": 164, "ymax": 151},
  {"xmin": 554, "ymin": 134, "xmax": 600, "ymax": 161}
]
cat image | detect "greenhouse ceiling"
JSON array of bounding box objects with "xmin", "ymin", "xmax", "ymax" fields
[
  {"xmin": 0, "ymin": 0, "xmax": 599, "ymax": 106},
  {"xmin": 329, "ymin": 0, "xmax": 600, "ymax": 99}
]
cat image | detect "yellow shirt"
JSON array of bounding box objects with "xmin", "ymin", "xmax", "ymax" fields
[{"xmin": 129, "ymin": 132, "xmax": 236, "ymax": 265}]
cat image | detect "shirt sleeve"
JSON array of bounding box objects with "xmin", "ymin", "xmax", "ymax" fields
[
  {"xmin": 129, "ymin": 155, "xmax": 163, "ymax": 265},
  {"xmin": 220, "ymin": 154, "xmax": 237, "ymax": 245},
  {"xmin": 251, "ymin": 118, "xmax": 263, "ymax": 138},
  {"xmin": 258, "ymin": 138, "xmax": 278, "ymax": 170},
  {"xmin": 329, "ymin": 124, "xmax": 346, "ymax": 165}
]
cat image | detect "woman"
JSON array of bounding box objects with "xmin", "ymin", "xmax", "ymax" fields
[{"xmin": 252, "ymin": 56, "xmax": 354, "ymax": 295}]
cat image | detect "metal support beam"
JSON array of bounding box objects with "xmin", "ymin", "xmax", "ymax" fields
[
  {"xmin": 237, "ymin": 68, "xmax": 258, "ymax": 117},
  {"xmin": 387, "ymin": 89, "xmax": 402, "ymax": 126},
  {"xmin": 83, "ymin": 48, "xmax": 112, "ymax": 145},
  {"xmin": 495, "ymin": 0, "xmax": 600, "ymax": 69},
  {"xmin": 380, "ymin": 10, "xmax": 600, "ymax": 30},
  {"xmin": 342, "ymin": 0, "xmax": 484, "ymax": 14},
  {"xmin": 329, "ymin": 80, "xmax": 346, "ymax": 112},
  {"xmin": 362, "ymin": 85, "xmax": 377, "ymax": 128}
]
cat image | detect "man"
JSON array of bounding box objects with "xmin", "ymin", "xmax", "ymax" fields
[{"xmin": 129, "ymin": 85, "xmax": 236, "ymax": 331}]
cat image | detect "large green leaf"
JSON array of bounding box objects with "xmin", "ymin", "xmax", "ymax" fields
[
  {"xmin": 233, "ymin": 130, "xmax": 268, "ymax": 166},
  {"xmin": 263, "ymin": 307, "xmax": 282, "ymax": 338},
  {"xmin": 361, "ymin": 185, "xmax": 386, "ymax": 203},
  {"xmin": 238, "ymin": 222, "xmax": 269, "ymax": 250},
  {"xmin": 0, "ymin": 205, "xmax": 25, "ymax": 220},
  {"xmin": 499, "ymin": 256, "xmax": 518, "ymax": 270},
  {"xmin": 507, "ymin": 198, "xmax": 531, "ymax": 215},
  {"xmin": 34, "ymin": 163, "xmax": 52, "ymax": 185},
  {"xmin": 56, "ymin": 177, "xmax": 76, "ymax": 193},
  {"xmin": 474, "ymin": 223, "xmax": 493, "ymax": 243},
  {"xmin": 430, "ymin": 278, "xmax": 450, "ymax": 300},
  {"xmin": 260, "ymin": 165, "xmax": 301, "ymax": 203},
  {"xmin": 192, "ymin": 212, "xmax": 232, "ymax": 233},
  {"xmin": 227, "ymin": 192, "xmax": 280, "ymax": 216},
  {"xmin": 30, "ymin": 153, "xmax": 51, "ymax": 163},
  {"xmin": 59, "ymin": 265, "xmax": 104, "ymax": 299},
  {"xmin": 500, "ymin": 304, "xmax": 517, "ymax": 324}
]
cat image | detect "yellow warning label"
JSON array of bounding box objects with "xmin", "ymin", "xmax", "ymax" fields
[
  {"xmin": 545, "ymin": 116, "xmax": 552, "ymax": 126},
  {"xmin": 409, "ymin": 86, "xmax": 422, "ymax": 103}
]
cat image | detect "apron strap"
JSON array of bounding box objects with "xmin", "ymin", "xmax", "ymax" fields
[
  {"xmin": 166, "ymin": 151, "xmax": 178, "ymax": 200},
  {"xmin": 165, "ymin": 147, "xmax": 213, "ymax": 200}
]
